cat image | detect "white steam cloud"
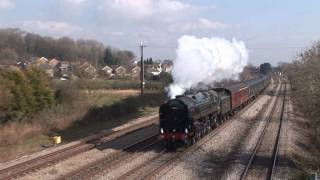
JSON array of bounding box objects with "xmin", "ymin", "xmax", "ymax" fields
[{"xmin": 168, "ymin": 35, "xmax": 248, "ymax": 98}]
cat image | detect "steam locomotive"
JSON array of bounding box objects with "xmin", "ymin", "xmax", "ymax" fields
[{"xmin": 159, "ymin": 75, "xmax": 270, "ymax": 147}]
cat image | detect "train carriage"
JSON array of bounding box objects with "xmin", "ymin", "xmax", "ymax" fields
[
  {"xmin": 245, "ymin": 77, "xmax": 265, "ymax": 98},
  {"xmin": 223, "ymin": 82, "xmax": 250, "ymax": 111}
]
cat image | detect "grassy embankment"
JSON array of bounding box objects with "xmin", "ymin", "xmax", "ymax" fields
[{"xmin": 0, "ymin": 73, "xmax": 167, "ymax": 162}]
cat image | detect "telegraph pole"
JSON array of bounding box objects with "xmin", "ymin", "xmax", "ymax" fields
[{"xmin": 140, "ymin": 42, "xmax": 145, "ymax": 96}]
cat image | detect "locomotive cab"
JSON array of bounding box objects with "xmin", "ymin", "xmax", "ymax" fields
[
  {"xmin": 159, "ymin": 97, "xmax": 196, "ymax": 144},
  {"xmin": 159, "ymin": 98, "xmax": 192, "ymax": 133}
]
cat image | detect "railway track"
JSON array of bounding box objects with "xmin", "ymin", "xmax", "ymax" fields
[
  {"xmin": 116, "ymin": 115, "xmax": 233, "ymax": 180},
  {"xmin": 0, "ymin": 117, "xmax": 157, "ymax": 180},
  {"xmin": 240, "ymin": 79, "xmax": 286, "ymax": 180},
  {"xmin": 113, "ymin": 81, "xmax": 278, "ymax": 180},
  {"xmin": 60, "ymin": 134, "xmax": 162, "ymax": 180}
]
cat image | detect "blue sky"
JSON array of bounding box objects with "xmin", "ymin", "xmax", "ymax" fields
[{"xmin": 0, "ymin": 0, "xmax": 319, "ymax": 65}]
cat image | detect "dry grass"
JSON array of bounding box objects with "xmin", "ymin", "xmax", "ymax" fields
[
  {"xmin": 0, "ymin": 122, "xmax": 51, "ymax": 162},
  {"xmin": 0, "ymin": 122, "xmax": 43, "ymax": 146},
  {"xmin": 0, "ymin": 90, "xmax": 165, "ymax": 162}
]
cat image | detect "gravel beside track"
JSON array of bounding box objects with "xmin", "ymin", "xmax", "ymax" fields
[
  {"xmin": 61, "ymin": 134, "xmax": 162, "ymax": 180},
  {"xmin": 155, "ymin": 78, "xmax": 280, "ymax": 180}
]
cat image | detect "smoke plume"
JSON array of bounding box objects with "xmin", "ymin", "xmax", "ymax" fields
[{"xmin": 167, "ymin": 35, "xmax": 248, "ymax": 98}]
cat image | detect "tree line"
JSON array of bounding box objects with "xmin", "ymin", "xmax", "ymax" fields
[
  {"xmin": 0, "ymin": 28, "xmax": 135, "ymax": 67},
  {"xmin": 280, "ymin": 41, "xmax": 320, "ymax": 147}
]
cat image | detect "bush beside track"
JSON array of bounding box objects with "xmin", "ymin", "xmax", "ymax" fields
[{"xmin": 0, "ymin": 67, "xmax": 167, "ymax": 162}]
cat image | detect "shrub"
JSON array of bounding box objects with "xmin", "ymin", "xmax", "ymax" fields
[
  {"xmin": 24, "ymin": 68, "xmax": 55, "ymax": 111},
  {"xmin": 53, "ymin": 81, "xmax": 79, "ymax": 105},
  {"xmin": 0, "ymin": 68, "xmax": 55, "ymax": 123}
]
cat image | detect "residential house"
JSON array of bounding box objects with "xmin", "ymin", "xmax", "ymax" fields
[
  {"xmin": 84, "ymin": 64, "xmax": 97, "ymax": 75},
  {"xmin": 49, "ymin": 58, "xmax": 60, "ymax": 67},
  {"xmin": 34, "ymin": 57, "xmax": 49, "ymax": 65},
  {"xmin": 130, "ymin": 65, "xmax": 141, "ymax": 78},
  {"xmin": 101, "ymin": 65, "xmax": 113, "ymax": 75},
  {"xmin": 59, "ymin": 61, "xmax": 72, "ymax": 78},
  {"xmin": 161, "ymin": 63, "xmax": 172, "ymax": 73},
  {"xmin": 161, "ymin": 60, "xmax": 173, "ymax": 73},
  {"xmin": 77, "ymin": 62, "xmax": 97, "ymax": 78},
  {"xmin": 38, "ymin": 63, "xmax": 54, "ymax": 77},
  {"xmin": 111, "ymin": 65, "xmax": 127, "ymax": 77},
  {"xmin": 147, "ymin": 68, "xmax": 161, "ymax": 76},
  {"xmin": 16, "ymin": 61, "xmax": 31, "ymax": 69},
  {"xmin": 60, "ymin": 61, "xmax": 71, "ymax": 71},
  {"xmin": 145, "ymin": 63, "xmax": 162, "ymax": 76}
]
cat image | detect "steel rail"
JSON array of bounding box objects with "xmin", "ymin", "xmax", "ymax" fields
[{"xmin": 240, "ymin": 78, "xmax": 285, "ymax": 180}]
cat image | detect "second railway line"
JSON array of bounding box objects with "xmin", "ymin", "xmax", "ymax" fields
[{"xmin": 241, "ymin": 79, "xmax": 287, "ymax": 180}]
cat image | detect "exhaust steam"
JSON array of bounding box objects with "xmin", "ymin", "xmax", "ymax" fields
[{"xmin": 167, "ymin": 35, "xmax": 248, "ymax": 99}]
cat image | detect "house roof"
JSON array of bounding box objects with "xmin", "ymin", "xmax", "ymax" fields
[
  {"xmin": 109, "ymin": 65, "xmax": 126, "ymax": 70},
  {"xmin": 49, "ymin": 58, "xmax": 60, "ymax": 66},
  {"xmin": 102, "ymin": 65, "xmax": 112, "ymax": 71},
  {"xmin": 84, "ymin": 65, "xmax": 97, "ymax": 73},
  {"xmin": 38, "ymin": 57, "xmax": 49, "ymax": 62}
]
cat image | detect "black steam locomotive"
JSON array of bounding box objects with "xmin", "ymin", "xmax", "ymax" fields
[{"xmin": 159, "ymin": 75, "xmax": 270, "ymax": 147}]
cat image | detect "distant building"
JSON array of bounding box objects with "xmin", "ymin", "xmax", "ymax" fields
[
  {"xmin": 111, "ymin": 65, "xmax": 127, "ymax": 76},
  {"xmin": 72, "ymin": 62, "xmax": 97, "ymax": 78},
  {"xmin": 59, "ymin": 61, "xmax": 72, "ymax": 78},
  {"xmin": 34, "ymin": 57, "xmax": 49, "ymax": 65},
  {"xmin": 84, "ymin": 64, "xmax": 97, "ymax": 74},
  {"xmin": 130, "ymin": 65, "xmax": 141, "ymax": 78},
  {"xmin": 16, "ymin": 61, "xmax": 31, "ymax": 69},
  {"xmin": 101, "ymin": 65, "xmax": 113, "ymax": 75},
  {"xmin": 161, "ymin": 64, "xmax": 172, "ymax": 73},
  {"xmin": 49, "ymin": 58, "xmax": 60, "ymax": 67},
  {"xmin": 161, "ymin": 60, "xmax": 173, "ymax": 73},
  {"xmin": 144, "ymin": 63, "xmax": 165, "ymax": 76},
  {"xmin": 38, "ymin": 63, "xmax": 54, "ymax": 77}
]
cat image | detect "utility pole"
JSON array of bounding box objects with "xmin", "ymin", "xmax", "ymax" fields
[{"xmin": 140, "ymin": 42, "xmax": 145, "ymax": 96}]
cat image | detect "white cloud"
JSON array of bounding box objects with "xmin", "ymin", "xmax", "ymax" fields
[
  {"xmin": 198, "ymin": 18, "xmax": 227, "ymax": 30},
  {"xmin": 0, "ymin": 0, "xmax": 14, "ymax": 9},
  {"xmin": 103, "ymin": 0, "xmax": 190, "ymax": 20},
  {"xmin": 157, "ymin": 0, "xmax": 190, "ymax": 14},
  {"xmin": 19, "ymin": 21, "xmax": 82, "ymax": 37},
  {"xmin": 65, "ymin": 0, "xmax": 87, "ymax": 5},
  {"xmin": 169, "ymin": 18, "xmax": 227, "ymax": 32}
]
